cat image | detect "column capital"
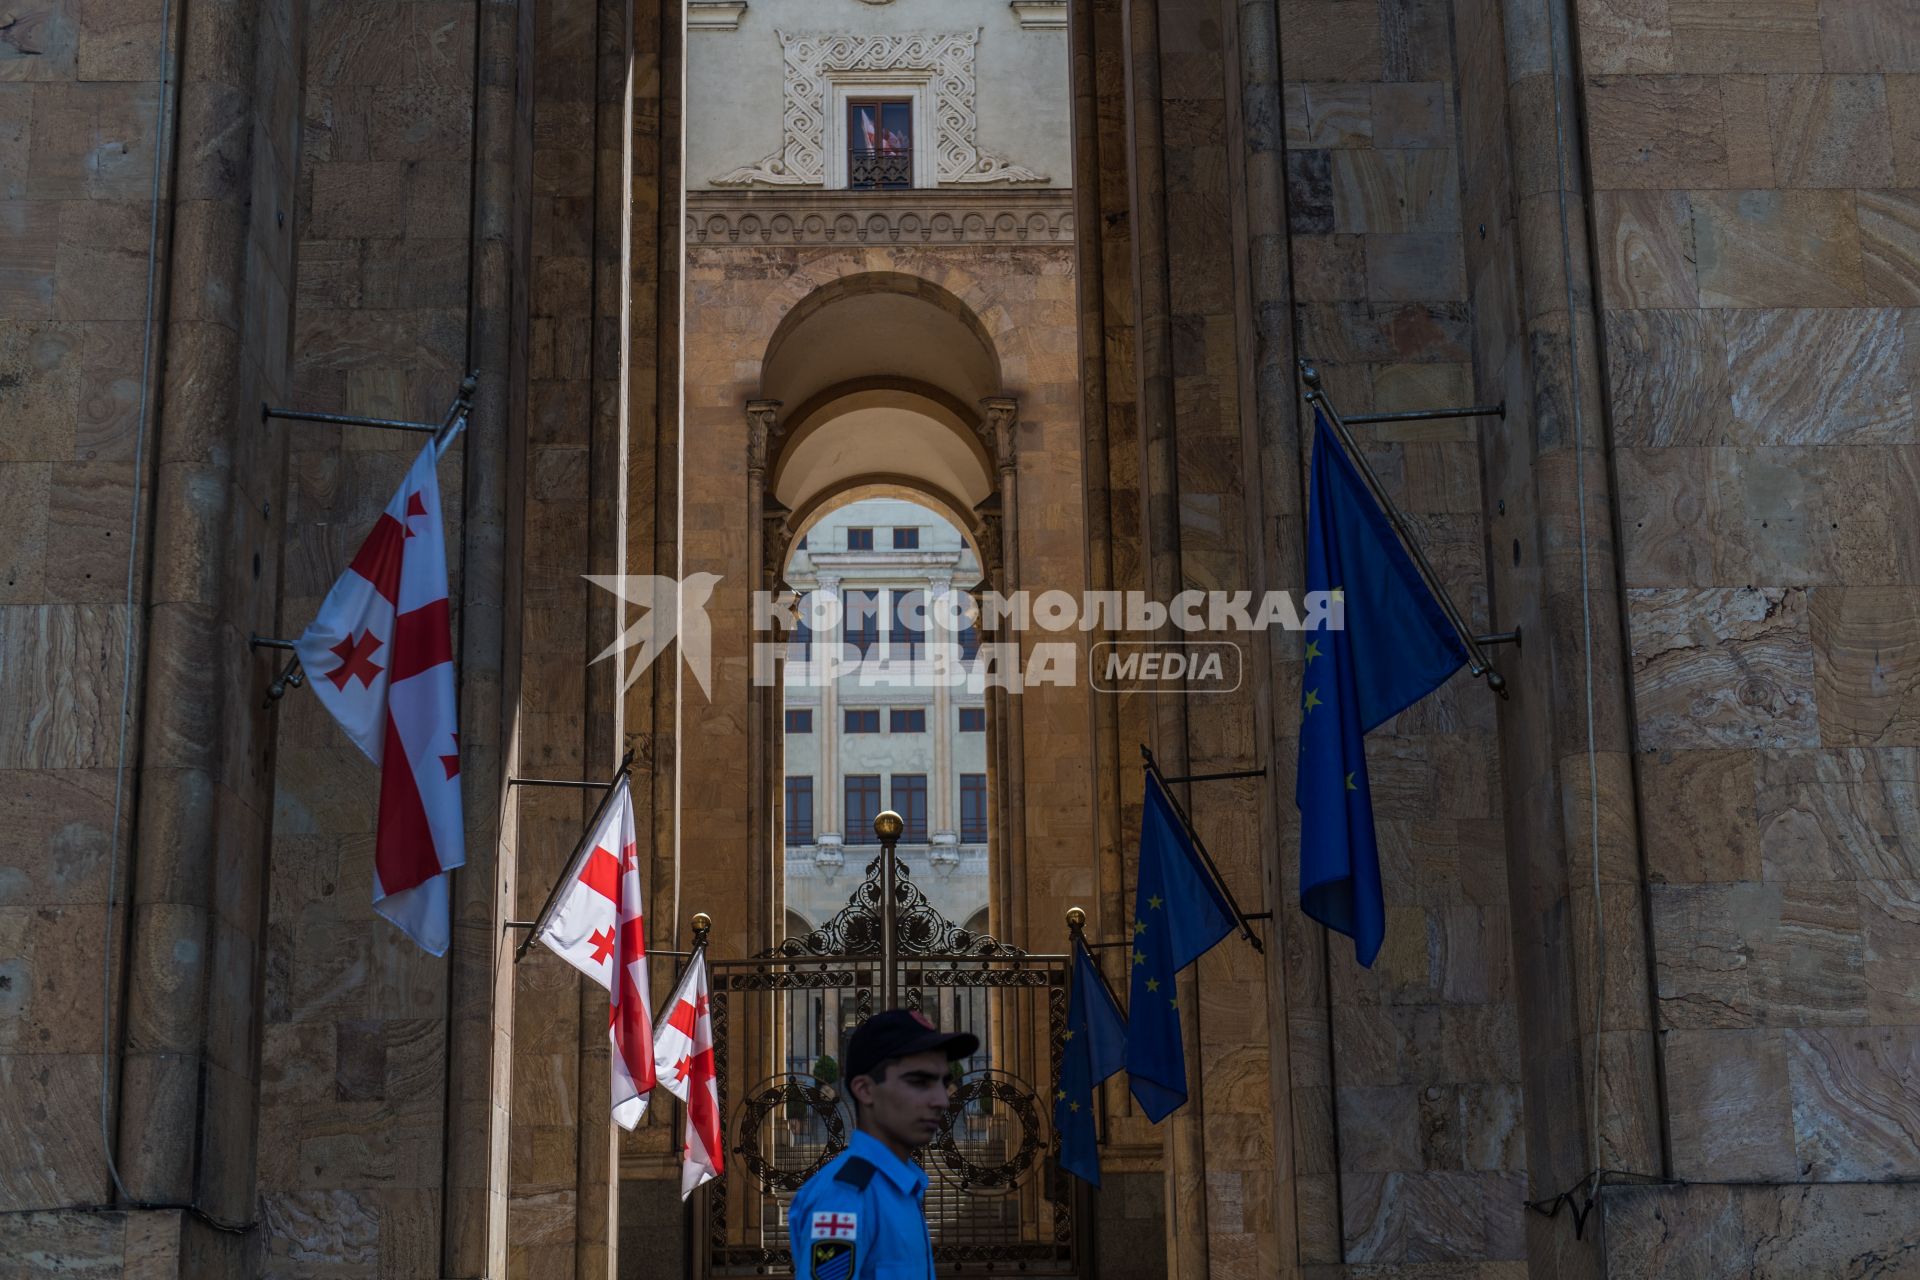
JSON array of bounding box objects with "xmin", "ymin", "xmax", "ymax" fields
[
  {"xmin": 815, "ymin": 572, "xmax": 842, "ymax": 594},
  {"xmin": 977, "ymin": 396, "xmax": 1018, "ymax": 475},
  {"xmin": 745, "ymin": 398, "xmax": 783, "ymax": 476}
]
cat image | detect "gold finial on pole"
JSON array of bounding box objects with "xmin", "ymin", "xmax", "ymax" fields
[
  {"xmin": 873, "ymin": 810, "xmax": 904, "ymax": 844},
  {"xmin": 1065, "ymin": 906, "xmax": 1087, "ymax": 933}
]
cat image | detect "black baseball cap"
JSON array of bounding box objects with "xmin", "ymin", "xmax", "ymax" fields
[{"xmin": 844, "ymin": 1009, "xmax": 980, "ymax": 1080}]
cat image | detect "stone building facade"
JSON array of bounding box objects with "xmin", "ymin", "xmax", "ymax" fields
[{"xmin": 0, "ymin": 0, "xmax": 1916, "ymax": 1278}]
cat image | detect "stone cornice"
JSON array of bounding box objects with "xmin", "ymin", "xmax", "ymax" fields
[{"xmin": 686, "ymin": 189, "xmax": 1075, "ymax": 246}]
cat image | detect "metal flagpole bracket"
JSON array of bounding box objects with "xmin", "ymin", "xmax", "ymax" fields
[
  {"xmin": 1141, "ymin": 745, "xmax": 1265, "ymax": 953},
  {"xmin": 263, "ymin": 371, "xmax": 478, "ymax": 442},
  {"xmin": 1299, "ymin": 361, "xmax": 1512, "ymax": 698},
  {"xmin": 251, "ymin": 634, "xmax": 306, "ymax": 703},
  {"xmin": 511, "ymin": 748, "xmax": 637, "ymax": 963}
]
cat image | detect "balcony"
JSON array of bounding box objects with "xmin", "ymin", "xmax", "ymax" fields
[{"xmin": 849, "ymin": 148, "xmax": 912, "ymax": 191}]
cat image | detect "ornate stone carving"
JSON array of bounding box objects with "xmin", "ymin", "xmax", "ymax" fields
[
  {"xmin": 686, "ymin": 191, "xmax": 1075, "ymax": 245},
  {"xmin": 687, "ymin": 0, "xmax": 748, "ymax": 30},
  {"xmin": 745, "ymin": 398, "xmax": 782, "ymax": 476},
  {"xmin": 978, "ymin": 396, "xmax": 1018, "ymax": 475},
  {"xmin": 711, "ymin": 31, "xmax": 1049, "ymax": 187},
  {"xmin": 1008, "ymin": 0, "xmax": 1068, "ymax": 29}
]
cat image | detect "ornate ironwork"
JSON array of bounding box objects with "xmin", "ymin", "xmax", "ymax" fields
[
  {"xmin": 730, "ymin": 1074, "xmax": 848, "ymax": 1192},
  {"xmin": 930, "ymin": 1070, "xmax": 1043, "ymax": 1193},
  {"xmin": 762, "ymin": 854, "xmax": 1023, "ymax": 959},
  {"xmin": 849, "ymin": 147, "xmax": 913, "ymax": 189}
]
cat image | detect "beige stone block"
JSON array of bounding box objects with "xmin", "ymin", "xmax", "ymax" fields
[
  {"xmin": 1329, "ymin": 149, "xmax": 1459, "ymax": 235},
  {"xmin": 44, "ymin": 457, "xmax": 130, "ymax": 600},
  {"xmin": 1627, "ymin": 587, "xmax": 1818, "ymax": 750},
  {"xmin": 1662, "ymin": 1028, "xmax": 1797, "ymax": 1179},
  {"xmin": 0, "ymin": 1054, "xmax": 108, "ymax": 1207},
  {"xmin": 1281, "ymin": 84, "xmax": 1371, "ymax": 150},
  {"xmin": 1291, "ymin": 234, "xmax": 1364, "ymax": 302},
  {"xmin": 1818, "ymin": 0, "xmax": 1920, "ymax": 74},
  {"xmin": 1718, "ymin": 74, "xmax": 1777, "ymax": 187},
  {"xmin": 1724, "ymin": 307, "xmax": 1913, "ymax": 442},
  {"xmin": 1755, "ymin": 747, "xmax": 1920, "ymax": 881},
  {"xmin": 1603, "ymin": 308, "xmax": 1731, "ymax": 446},
  {"xmin": 0, "ymin": 3, "xmax": 78, "ymax": 82},
  {"xmin": 52, "ymin": 199, "xmax": 148, "ymax": 321},
  {"xmin": 1578, "ymin": 0, "xmax": 1674, "ymax": 75},
  {"xmin": 1811, "ymin": 587, "xmax": 1920, "ymax": 747},
  {"xmin": 1787, "ymin": 1026, "xmax": 1920, "ymax": 1177},
  {"xmin": 1860, "ymin": 189, "xmax": 1920, "ymax": 304},
  {"xmin": 0, "ymin": 602, "xmax": 125, "ymax": 768},
  {"xmin": 1587, "ymin": 75, "xmax": 1727, "ymax": 188},
  {"xmin": 1616, "ymin": 445, "xmax": 1712, "ymax": 585},
  {"xmin": 1712, "ymin": 446, "xmax": 1915, "ymax": 586},
  {"xmin": 1604, "ymin": 1182, "xmax": 1920, "ymax": 1278},
  {"xmin": 1593, "ymin": 189, "xmax": 1696, "ymax": 308},
  {"xmin": 1278, "ymin": 2, "xmax": 1382, "ymax": 82},
  {"xmin": 0, "ymin": 461, "xmax": 49, "ymax": 601},
  {"xmin": 1767, "ymin": 73, "xmax": 1895, "ymax": 187},
  {"xmin": 1670, "ymin": 0, "xmax": 1823, "ymax": 73},
  {"xmin": 1860, "ymin": 879, "xmax": 1920, "ymax": 1022},
  {"xmin": 1364, "ymin": 232, "xmax": 1464, "ymax": 302},
  {"xmin": 1692, "ymin": 189, "xmax": 1863, "ymax": 306},
  {"xmin": 0, "ymin": 321, "xmax": 82, "ymax": 460},
  {"xmin": 77, "ymin": 0, "xmax": 164, "ymax": 83},
  {"xmin": 0, "ymin": 201, "xmax": 59, "ymax": 319},
  {"xmin": 1371, "ymin": 83, "xmax": 1448, "ymax": 149},
  {"xmin": 1644, "ymin": 746, "xmax": 1762, "ymax": 881},
  {"xmin": 1891, "ymin": 75, "xmax": 1920, "ymax": 183},
  {"xmin": 1653, "ymin": 880, "xmax": 1865, "ymax": 1029}
]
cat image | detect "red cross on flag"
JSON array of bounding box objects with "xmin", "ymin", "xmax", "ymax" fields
[
  {"xmin": 652, "ymin": 949, "xmax": 721, "ymax": 1198},
  {"xmin": 532, "ymin": 773, "xmax": 655, "ymax": 1127},
  {"xmin": 295, "ymin": 433, "xmax": 465, "ymax": 955}
]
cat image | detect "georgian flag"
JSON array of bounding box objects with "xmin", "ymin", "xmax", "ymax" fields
[
  {"xmin": 653, "ymin": 950, "xmax": 722, "ymax": 1198},
  {"xmin": 296, "ymin": 431, "xmax": 465, "ymax": 955},
  {"xmin": 533, "ymin": 774, "xmax": 655, "ymax": 1127}
]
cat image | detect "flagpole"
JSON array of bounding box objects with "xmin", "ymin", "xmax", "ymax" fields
[
  {"xmin": 1298, "ymin": 362, "xmax": 1507, "ymax": 695},
  {"xmin": 1140, "ymin": 746, "xmax": 1264, "ymax": 953},
  {"xmin": 513, "ymin": 747, "xmax": 636, "ymax": 962}
]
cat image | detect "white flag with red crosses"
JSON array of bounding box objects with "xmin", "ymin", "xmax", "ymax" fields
[
  {"xmin": 533, "ymin": 773, "xmax": 656, "ymax": 1127},
  {"xmin": 295, "ymin": 432, "xmax": 465, "ymax": 956},
  {"xmin": 653, "ymin": 949, "xmax": 722, "ymax": 1198}
]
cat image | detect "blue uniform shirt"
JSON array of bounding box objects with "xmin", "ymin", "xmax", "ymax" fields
[{"xmin": 788, "ymin": 1131, "xmax": 935, "ymax": 1280}]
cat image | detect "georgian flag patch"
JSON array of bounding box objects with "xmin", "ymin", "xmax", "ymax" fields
[
  {"xmin": 810, "ymin": 1239, "xmax": 854, "ymax": 1280},
  {"xmin": 811, "ymin": 1211, "xmax": 857, "ymax": 1239}
]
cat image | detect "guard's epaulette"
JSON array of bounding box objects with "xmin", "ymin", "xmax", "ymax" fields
[{"xmin": 833, "ymin": 1157, "xmax": 877, "ymax": 1190}]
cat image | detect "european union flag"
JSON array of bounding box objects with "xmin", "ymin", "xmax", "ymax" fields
[
  {"xmin": 1054, "ymin": 937, "xmax": 1127, "ymax": 1184},
  {"xmin": 1298, "ymin": 409, "xmax": 1467, "ymax": 967},
  {"xmin": 1126, "ymin": 768, "xmax": 1237, "ymax": 1121}
]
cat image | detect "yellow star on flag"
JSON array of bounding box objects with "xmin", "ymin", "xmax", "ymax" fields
[
  {"xmin": 1305, "ymin": 639, "xmax": 1322, "ymax": 664},
  {"xmin": 1304, "ymin": 688, "xmax": 1323, "ymax": 713},
  {"xmin": 1148, "ymin": 895, "xmax": 1163, "ymax": 910},
  {"xmin": 1133, "ymin": 949, "xmax": 1145, "ymax": 966},
  {"xmin": 1345, "ymin": 772, "xmax": 1357, "ymax": 791},
  {"xmin": 1330, "ymin": 587, "xmax": 1345, "ymax": 602},
  {"xmin": 1057, "ymin": 1089, "xmax": 1066, "ymax": 1101},
  {"xmin": 1133, "ymin": 919, "xmax": 1147, "ymax": 935},
  {"xmin": 1145, "ymin": 978, "xmax": 1160, "ymax": 993},
  {"xmin": 1063, "ymin": 1029, "xmax": 1075, "ymax": 1041}
]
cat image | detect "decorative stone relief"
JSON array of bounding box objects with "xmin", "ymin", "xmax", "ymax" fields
[
  {"xmin": 686, "ymin": 192, "xmax": 1075, "ymax": 245},
  {"xmin": 711, "ymin": 31, "xmax": 1049, "ymax": 187},
  {"xmin": 1008, "ymin": 0, "xmax": 1068, "ymax": 29}
]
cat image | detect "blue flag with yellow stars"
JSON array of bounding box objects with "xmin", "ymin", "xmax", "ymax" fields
[
  {"xmin": 1054, "ymin": 937, "xmax": 1127, "ymax": 1184},
  {"xmin": 1126, "ymin": 768, "xmax": 1238, "ymax": 1122},
  {"xmin": 1298, "ymin": 408, "xmax": 1467, "ymax": 968}
]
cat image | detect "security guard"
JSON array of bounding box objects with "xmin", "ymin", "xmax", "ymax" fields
[{"xmin": 788, "ymin": 1010, "xmax": 979, "ymax": 1280}]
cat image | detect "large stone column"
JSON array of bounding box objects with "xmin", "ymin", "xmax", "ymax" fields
[
  {"xmin": 745, "ymin": 400, "xmax": 781, "ymax": 950},
  {"xmin": 977, "ymin": 397, "xmax": 1025, "ymax": 940},
  {"xmin": 928, "ymin": 573, "xmax": 958, "ymax": 864},
  {"xmin": 813, "ymin": 573, "xmax": 845, "ymax": 874}
]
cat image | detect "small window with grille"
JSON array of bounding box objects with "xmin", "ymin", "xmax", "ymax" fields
[{"xmin": 849, "ymin": 100, "xmax": 912, "ymax": 190}]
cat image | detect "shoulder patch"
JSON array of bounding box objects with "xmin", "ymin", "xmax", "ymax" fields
[
  {"xmin": 810, "ymin": 1210, "xmax": 859, "ymax": 1240},
  {"xmin": 809, "ymin": 1239, "xmax": 855, "ymax": 1280},
  {"xmin": 832, "ymin": 1157, "xmax": 877, "ymax": 1191}
]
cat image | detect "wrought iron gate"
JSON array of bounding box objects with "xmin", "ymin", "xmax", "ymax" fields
[{"xmin": 708, "ymin": 836, "xmax": 1074, "ymax": 1275}]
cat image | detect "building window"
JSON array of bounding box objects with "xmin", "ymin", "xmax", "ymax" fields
[
  {"xmin": 846, "ymin": 774, "xmax": 882, "ymax": 843},
  {"xmin": 844, "ymin": 708, "xmax": 880, "ymax": 734},
  {"xmin": 785, "ymin": 708, "xmax": 812, "ymax": 734},
  {"xmin": 889, "ymin": 708, "xmax": 925, "ymax": 733},
  {"xmin": 846, "ymin": 588, "xmax": 880, "ymax": 655},
  {"xmin": 958, "ymin": 706, "xmax": 985, "ymax": 732},
  {"xmin": 796, "ymin": 533, "xmax": 808, "ymax": 551},
  {"xmin": 788, "ymin": 612, "xmax": 813, "ymax": 662},
  {"xmin": 785, "ymin": 776, "xmax": 814, "ymax": 844},
  {"xmin": 846, "ymin": 527, "xmax": 874, "ymax": 551},
  {"xmin": 959, "ymin": 619, "xmax": 980, "ymax": 661},
  {"xmin": 890, "ymin": 589, "xmax": 924, "ymax": 658},
  {"xmin": 892, "ymin": 774, "xmax": 928, "ymax": 841},
  {"xmin": 848, "ymin": 100, "xmax": 912, "ymax": 190},
  {"xmin": 892, "ymin": 527, "xmax": 919, "ymax": 550},
  {"xmin": 960, "ymin": 774, "xmax": 989, "ymax": 843}
]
